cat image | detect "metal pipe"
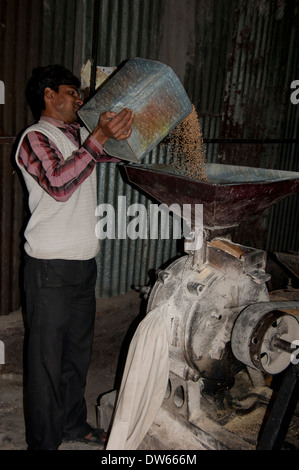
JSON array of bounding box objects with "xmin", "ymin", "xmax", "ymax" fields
[
  {"xmin": 90, "ymin": 0, "xmax": 101, "ymax": 95},
  {"xmin": 272, "ymin": 337, "xmax": 295, "ymax": 355},
  {"xmin": 203, "ymin": 138, "xmax": 299, "ymax": 144}
]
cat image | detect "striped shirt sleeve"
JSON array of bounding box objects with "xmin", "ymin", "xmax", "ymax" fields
[{"xmin": 18, "ymin": 131, "xmax": 117, "ymax": 202}]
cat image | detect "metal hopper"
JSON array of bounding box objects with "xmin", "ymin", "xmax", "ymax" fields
[{"xmin": 124, "ymin": 163, "xmax": 299, "ymax": 229}]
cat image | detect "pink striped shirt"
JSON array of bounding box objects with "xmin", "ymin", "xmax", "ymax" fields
[{"xmin": 18, "ymin": 116, "xmax": 119, "ymax": 202}]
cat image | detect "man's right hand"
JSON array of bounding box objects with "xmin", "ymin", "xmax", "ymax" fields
[{"xmin": 92, "ymin": 108, "xmax": 133, "ymax": 145}]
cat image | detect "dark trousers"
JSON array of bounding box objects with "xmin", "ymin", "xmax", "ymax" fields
[{"xmin": 23, "ymin": 256, "xmax": 97, "ymax": 450}]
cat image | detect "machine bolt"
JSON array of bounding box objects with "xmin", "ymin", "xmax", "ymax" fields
[
  {"xmin": 211, "ymin": 311, "xmax": 222, "ymax": 320},
  {"xmin": 156, "ymin": 269, "xmax": 169, "ymax": 284},
  {"xmin": 187, "ymin": 282, "xmax": 204, "ymax": 295}
]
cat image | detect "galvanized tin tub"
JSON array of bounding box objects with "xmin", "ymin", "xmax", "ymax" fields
[{"xmin": 78, "ymin": 58, "xmax": 192, "ymax": 162}]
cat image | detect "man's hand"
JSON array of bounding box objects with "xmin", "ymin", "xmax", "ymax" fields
[{"xmin": 92, "ymin": 108, "xmax": 133, "ymax": 145}]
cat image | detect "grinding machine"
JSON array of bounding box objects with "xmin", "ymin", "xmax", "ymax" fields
[
  {"xmin": 85, "ymin": 58, "xmax": 299, "ymax": 450},
  {"xmin": 118, "ymin": 162, "xmax": 299, "ymax": 450}
]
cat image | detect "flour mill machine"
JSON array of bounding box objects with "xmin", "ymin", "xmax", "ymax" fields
[{"xmin": 121, "ymin": 162, "xmax": 299, "ymax": 450}]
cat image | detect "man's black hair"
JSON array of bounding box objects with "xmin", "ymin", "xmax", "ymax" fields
[{"xmin": 25, "ymin": 65, "xmax": 81, "ymax": 121}]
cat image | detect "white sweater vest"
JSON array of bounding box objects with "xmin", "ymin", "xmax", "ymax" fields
[{"xmin": 15, "ymin": 121, "xmax": 99, "ymax": 260}]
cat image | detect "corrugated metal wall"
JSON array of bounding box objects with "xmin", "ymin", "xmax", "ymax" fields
[
  {"xmin": 217, "ymin": 0, "xmax": 299, "ymax": 252},
  {"xmin": 1, "ymin": 0, "xmax": 298, "ymax": 313}
]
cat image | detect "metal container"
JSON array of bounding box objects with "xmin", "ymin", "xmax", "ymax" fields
[
  {"xmin": 78, "ymin": 58, "xmax": 192, "ymax": 162},
  {"xmin": 124, "ymin": 163, "xmax": 299, "ymax": 229}
]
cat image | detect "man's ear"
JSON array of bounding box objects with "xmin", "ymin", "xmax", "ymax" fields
[{"xmin": 44, "ymin": 87, "xmax": 55, "ymax": 102}]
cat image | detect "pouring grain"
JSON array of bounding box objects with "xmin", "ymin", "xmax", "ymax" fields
[{"xmin": 169, "ymin": 105, "xmax": 207, "ymax": 181}]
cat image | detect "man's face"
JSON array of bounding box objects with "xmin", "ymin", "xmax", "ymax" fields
[{"xmin": 45, "ymin": 84, "xmax": 84, "ymax": 124}]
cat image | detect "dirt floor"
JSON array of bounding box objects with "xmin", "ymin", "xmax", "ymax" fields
[{"xmin": 0, "ymin": 290, "xmax": 144, "ymax": 451}]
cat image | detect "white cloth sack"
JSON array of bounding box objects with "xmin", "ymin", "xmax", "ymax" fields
[{"xmin": 106, "ymin": 303, "xmax": 170, "ymax": 450}]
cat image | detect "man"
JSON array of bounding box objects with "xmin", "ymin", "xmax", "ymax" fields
[{"xmin": 15, "ymin": 64, "xmax": 133, "ymax": 450}]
